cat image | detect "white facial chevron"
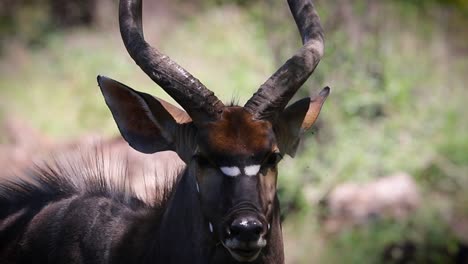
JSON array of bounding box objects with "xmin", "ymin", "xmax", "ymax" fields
[
  {"xmin": 244, "ymin": 165, "xmax": 261, "ymax": 176},
  {"xmin": 220, "ymin": 166, "xmax": 241, "ymax": 177},
  {"xmin": 220, "ymin": 165, "xmax": 261, "ymax": 177}
]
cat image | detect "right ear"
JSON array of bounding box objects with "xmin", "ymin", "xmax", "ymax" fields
[
  {"xmin": 97, "ymin": 75, "xmax": 195, "ymax": 158},
  {"xmin": 274, "ymin": 87, "xmax": 329, "ymax": 157}
]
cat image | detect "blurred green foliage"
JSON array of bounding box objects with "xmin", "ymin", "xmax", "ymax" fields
[
  {"xmin": 322, "ymin": 209, "xmax": 461, "ymax": 263},
  {"xmin": 0, "ymin": 0, "xmax": 467, "ymax": 263},
  {"xmin": 0, "ymin": 0, "xmax": 51, "ymax": 48}
]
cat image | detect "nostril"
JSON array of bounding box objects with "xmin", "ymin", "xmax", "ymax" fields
[
  {"xmin": 229, "ymin": 221, "xmax": 244, "ymax": 236},
  {"xmin": 251, "ymin": 223, "xmax": 263, "ymax": 236},
  {"xmin": 229, "ymin": 218, "xmax": 264, "ymax": 241}
]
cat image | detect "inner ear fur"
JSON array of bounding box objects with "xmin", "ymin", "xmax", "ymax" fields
[
  {"xmin": 275, "ymin": 87, "xmax": 330, "ymax": 157},
  {"xmin": 97, "ymin": 75, "xmax": 195, "ymax": 159}
]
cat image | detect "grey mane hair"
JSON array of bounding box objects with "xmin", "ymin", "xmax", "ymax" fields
[{"xmin": 0, "ymin": 143, "xmax": 182, "ymax": 217}]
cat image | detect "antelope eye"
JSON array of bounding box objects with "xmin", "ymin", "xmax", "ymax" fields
[
  {"xmin": 264, "ymin": 152, "xmax": 282, "ymax": 166},
  {"xmin": 194, "ymin": 154, "xmax": 213, "ymax": 168}
]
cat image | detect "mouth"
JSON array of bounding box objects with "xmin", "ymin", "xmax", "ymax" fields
[
  {"xmin": 223, "ymin": 238, "xmax": 266, "ymax": 262},
  {"xmin": 227, "ymin": 247, "xmax": 262, "ymax": 262}
]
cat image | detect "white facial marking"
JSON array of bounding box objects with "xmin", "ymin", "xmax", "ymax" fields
[
  {"xmin": 240, "ymin": 219, "xmax": 249, "ymax": 227},
  {"xmin": 244, "ymin": 165, "xmax": 261, "ymax": 176},
  {"xmin": 220, "ymin": 166, "xmax": 241, "ymax": 177},
  {"xmin": 196, "ymin": 182, "xmax": 200, "ymax": 193},
  {"xmin": 268, "ymin": 223, "xmax": 270, "ymax": 230},
  {"xmin": 209, "ymin": 222, "xmax": 214, "ymax": 233}
]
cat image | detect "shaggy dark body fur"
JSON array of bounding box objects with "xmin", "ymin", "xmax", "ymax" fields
[{"xmin": 0, "ymin": 148, "xmax": 175, "ymax": 263}]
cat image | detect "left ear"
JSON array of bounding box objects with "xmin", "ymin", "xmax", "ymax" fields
[
  {"xmin": 97, "ymin": 75, "xmax": 196, "ymax": 162},
  {"xmin": 275, "ymin": 87, "xmax": 330, "ymax": 157}
]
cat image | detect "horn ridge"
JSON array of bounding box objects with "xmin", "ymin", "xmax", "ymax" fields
[
  {"xmin": 244, "ymin": 0, "xmax": 324, "ymax": 121},
  {"xmin": 119, "ymin": 0, "xmax": 224, "ymax": 123}
]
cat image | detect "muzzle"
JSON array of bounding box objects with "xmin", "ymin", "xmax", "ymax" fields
[{"xmin": 220, "ymin": 203, "xmax": 268, "ymax": 262}]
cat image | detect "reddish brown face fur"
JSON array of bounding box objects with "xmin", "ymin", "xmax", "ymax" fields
[{"xmin": 197, "ymin": 107, "xmax": 276, "ymax": 162}]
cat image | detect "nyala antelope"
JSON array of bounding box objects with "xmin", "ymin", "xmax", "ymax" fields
[{"xmin": 0, "ymin": 0, "xmax": 329, "ymax": 263}]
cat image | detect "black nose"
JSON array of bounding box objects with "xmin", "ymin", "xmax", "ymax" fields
[{"xmin": 229, "ymin": 216, "xmax": 264, "ymax": 241}]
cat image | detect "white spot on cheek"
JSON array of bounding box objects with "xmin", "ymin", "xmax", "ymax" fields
[
  {"xmin": 244, "ymin": 165, "xmax": 261, "ymax": 176},
  {"xmin": 220, "ymin": 166, "xmax": 241, "ymax": 177},
  {"xmin": 209, "ymin": 222, "xmax": 214, "ymax": 233},
  {"xmin": 196, "ymin": 182, "xmax": 200, "ymax": 193}
]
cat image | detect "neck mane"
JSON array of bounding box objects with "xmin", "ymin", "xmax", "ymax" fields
[{"xmin": 127, "ymin": 165, "xmax": 285, "ymax": 263}]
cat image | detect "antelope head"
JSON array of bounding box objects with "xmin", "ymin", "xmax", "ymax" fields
[{"xmin": 98, "ymin": 0, "xmax": 328, "ymax": 262}]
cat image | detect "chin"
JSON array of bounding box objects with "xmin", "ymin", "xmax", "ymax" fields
[{"xmin": 223, "ymin": 238, "xmax": 266, "ymax": 262}]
